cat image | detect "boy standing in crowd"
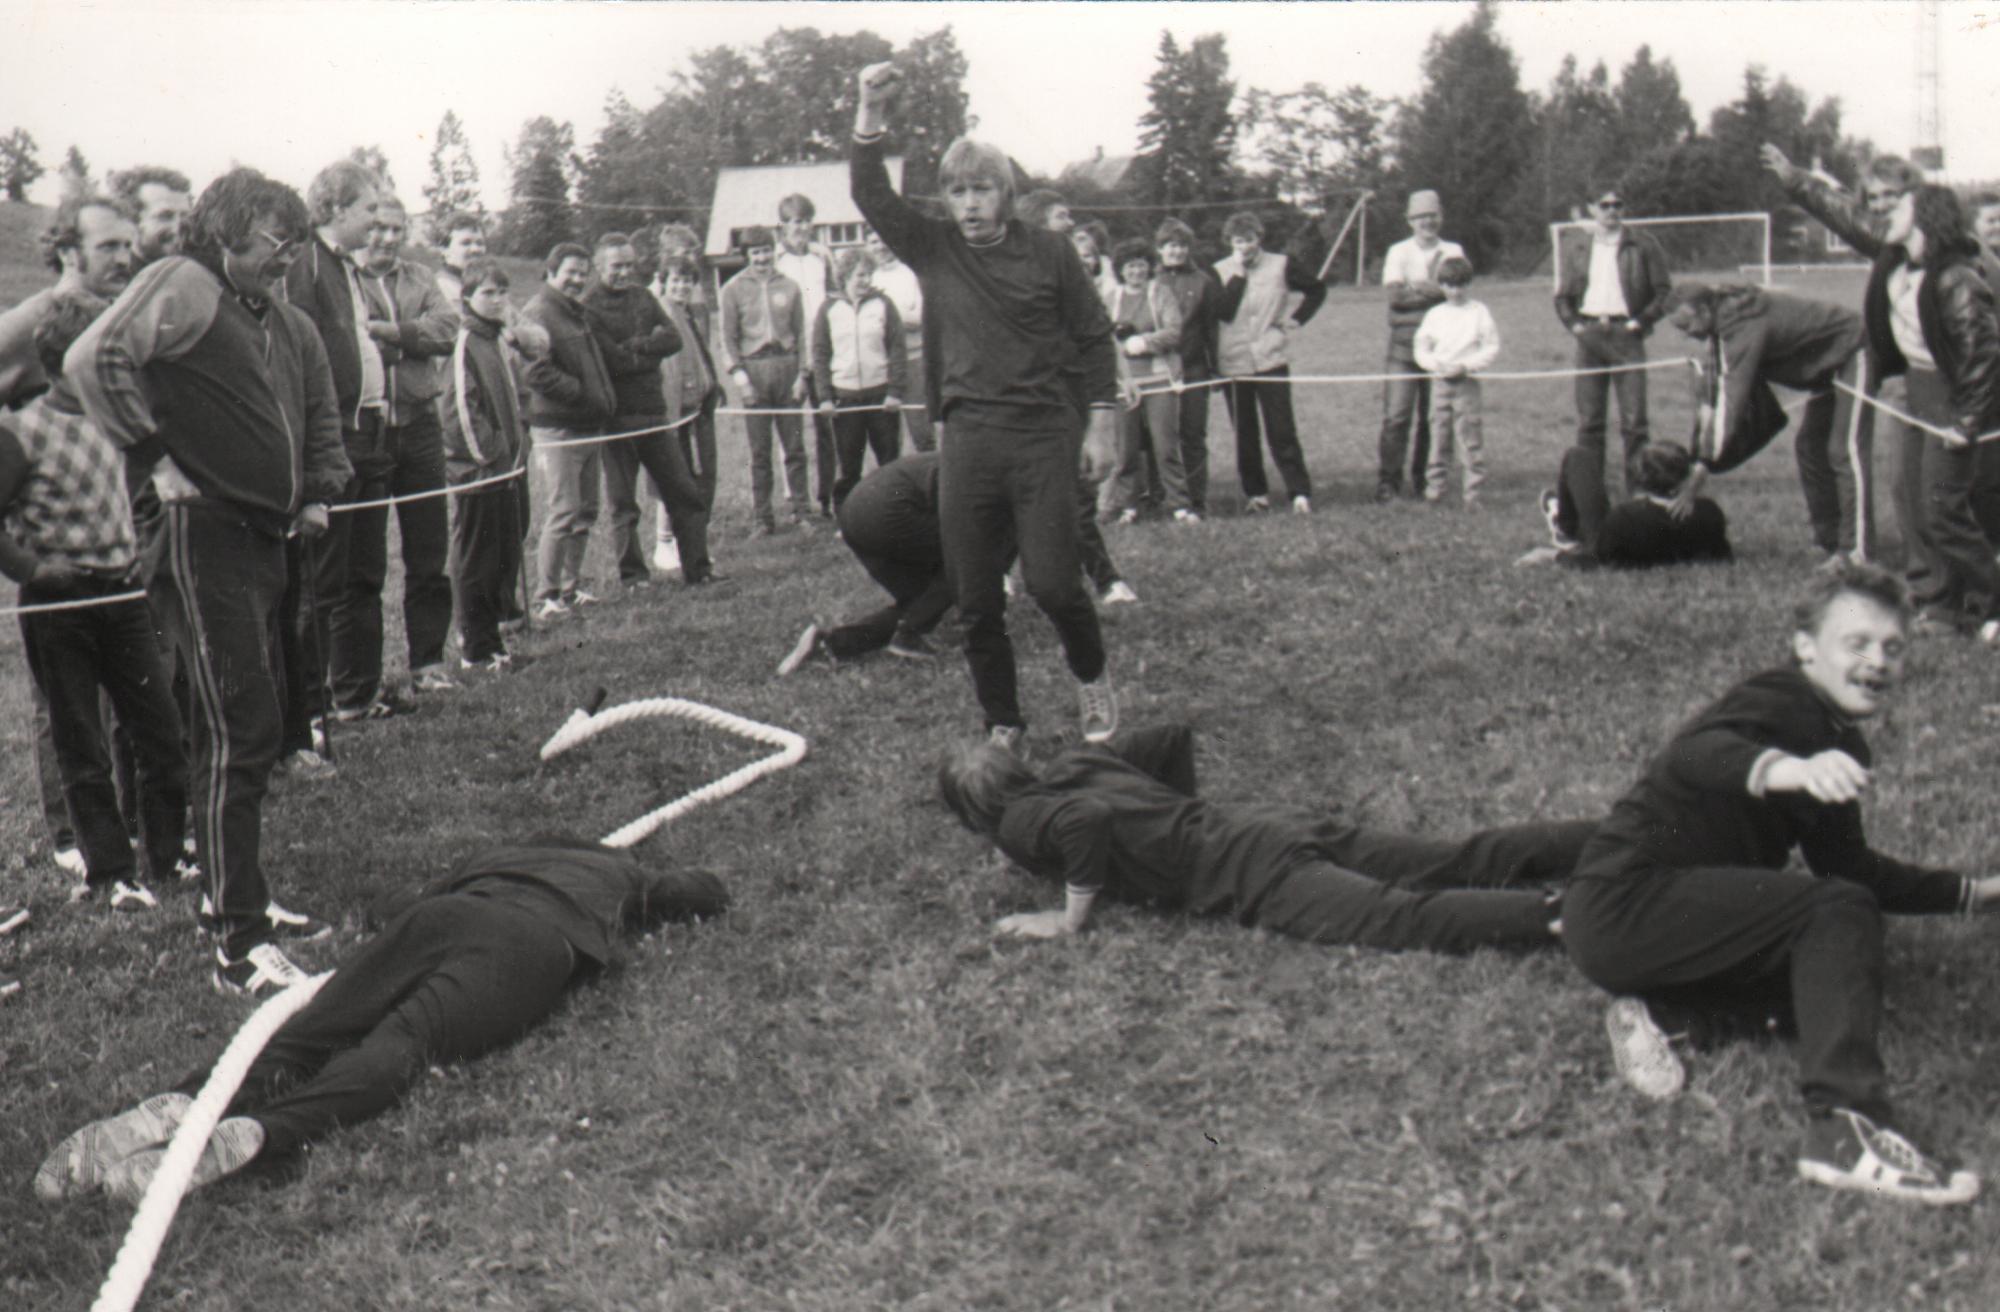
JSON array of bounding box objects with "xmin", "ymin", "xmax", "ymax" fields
[
  {"xmin": 1153, "ymin": 218, "xmax": 1219, "ymax": 519},
  {"xmin": 1412, "ymin": 257, "xmax": 1499, "ymax": 507},
  {"xmin": 1215, "ymin": 211, "xmax": 1324, "ymax": 515},
  {"xmin": 776, "ymin": 195, "xmax": 840, "ymax": 518},
  {"xmin": 865, "ymin": 226, "xmax": 932, "ymax": 451},
  {"xmin": 653, "ymin": 256, "xmax": 723, "ymax": 577},
  {"xmin": 719, "ymin": 226, "xmax": 811, "ymax": 536},
  {"xmin": 1376, "ymin": 189, "xmax": 1464, "ymax": 502},
  {"xmin": 524, "ymin": 243, "xmax": 616, "ymax": 618},
  {"xmin": 1103, "ymin": 239, "xmax": 1189, "ymax": 524},
  {"xmin": 811, "ymin": 248, "xmax": 907, "ymax": 511}
]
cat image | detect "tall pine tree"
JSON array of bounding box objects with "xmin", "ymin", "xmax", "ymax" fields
[
  {"xmin": 501, "ymin": 117, "xmax": 577, "ymax": 257},
  {"xmin": 1134, "ymin": 32, "xmax": 1238, "ymax": 210},
  {"xmin": 423, "ymin": 110, "xmax": 483, "ymax": 230}
]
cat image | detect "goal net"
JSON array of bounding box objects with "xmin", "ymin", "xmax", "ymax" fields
[{"xmin": 1549, "ymin": 212, "xmax": 1773, "ymax": 289}]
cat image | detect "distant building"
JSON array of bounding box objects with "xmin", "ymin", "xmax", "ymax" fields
[
  {"xmin": 1058, "ymin": 147, "xmax": 1137, "ymax": 194},
  {"xmin": 704, "ymin": 157, "xmax": 905, "ymax": 279}
]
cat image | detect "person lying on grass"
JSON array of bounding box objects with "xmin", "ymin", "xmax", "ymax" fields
[
  {"xmin": 1519, "ymin": 440, "xmax": 1731, "ymax": 569},
  {"xmin": 35, "ymin": 836, "xmax": 728, "ymax": 1204},
  {"xmin": 940, "ymin": 723, "xmax": 1594, "ymax": 951},
  {"xmin": 1561, "ymin": 563, "xmax": 2000, "ymax": 1206}
]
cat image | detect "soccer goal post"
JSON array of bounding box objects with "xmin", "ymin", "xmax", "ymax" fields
[{"xmin": 1549, "ymin": 212, "xmax": 1773, "ymax": 290}]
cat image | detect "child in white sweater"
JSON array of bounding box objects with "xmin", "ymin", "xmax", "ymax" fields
[{"xmin": 1413, "ymin": 257, "xmax": 1501, "ymax": 505}]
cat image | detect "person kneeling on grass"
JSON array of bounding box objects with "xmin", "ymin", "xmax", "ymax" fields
[
  {"xmin": 940, "ymin": 723, "xmax": 1595, "ymax": 950},
  {"xmin": 35, "ymin": 836, "xmax": 728, "ymax": 1204},
  {"xmin": 1561, "ymin": 563, "xmax": 2000, "ymax": 1206},
  {"xmin": 1521, "ymin": 441, "xmax": 1731, "ymax": 570},
  {"xmin": 778, "ymin": 450, "xmax": 951, "ymax": 674}
]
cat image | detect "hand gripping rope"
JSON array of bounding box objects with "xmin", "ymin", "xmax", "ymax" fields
[{"xmin": 94, "ymin": 691, "xmax": 804, "ymax": 1310}]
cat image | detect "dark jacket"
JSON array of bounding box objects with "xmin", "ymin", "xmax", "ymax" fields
[
  {"xmin": 654, "ymin": 289, "xmax": 721, "ymax": 421},
  {"xmin": 1154, "ymin": 264, "xmax": 1221, "ymax": 377},
  {"xmin": 1693, "ymin": 287, "xmax": 1866, "ymax": 472},
  {"xmin": 281, "ymin": 236, "xmax": 368, "ymax": 429},
  {"xmin": 1553, "ymin": 227, "xmax": 1672, "ymax": 333},
  {"xmin": 422, "ymin": 836, "xmax": 729, "ymax": 970},
  {"xmin": 853, "ymin": 133, "xmax": 1117, "ymax": 430},
  {"xmin": 522, "ymin": 287, "xmax": 617, "ymax": 430},
  {"xmin": 1562, "ymin": 497, "xmax": 1732, "ymax": 569},
  {"xmin": 1571, "ymin": 666, "xmax": 1970, "ymax": 914},
  {"xmin": 580, "ymin": 282, "xmax": 682, "ymax": 418},
  {"xmin": 440, "ymin": 311, "xmax": 527, "ymax": 483},
  {"xmin": 68, "ymin": 250, "xmax": 351, "ymax": 534}
]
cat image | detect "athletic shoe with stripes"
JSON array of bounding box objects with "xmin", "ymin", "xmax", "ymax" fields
[
  {"xmin": 34, "ymin": 1092, "xmax": 192, "ymax": 1200},
  {"xmin": 1798, "ymin": 1109, "xmax": 1980, "ymax": 1205},
  {"xmin": 212, "ymin": 943, "xmax": 309, "ymax": 997},
  {"xmin": 107, "ymin": 1116, "xmax": 267, "ymax": 1204}
]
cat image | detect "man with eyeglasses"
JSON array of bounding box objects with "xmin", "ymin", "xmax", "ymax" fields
[
  {"xmin": 1553, "ymin": 187, "xmax": 1672, "ymax": 505},
  {"xmin": 69, "ymin": 168, "xmax": 353, "ymax": 996},
  {"xmin": 1763, "ymin": 146, "xmax": 1926, "ymax": 568}
]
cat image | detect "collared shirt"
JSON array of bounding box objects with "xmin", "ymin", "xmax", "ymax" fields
[
  {"xmin": 1887, "ymin": 264, "xmax": 1935, "ymax": 369},
  {"xmin": 345, "ymin": 256, "xmax": 387, "ymax": 411},
  {"xmin": 0, "ymin": 391, "xmax": 136, "ymax": 573},
  {"xmin": 1579, "ymin": 233, "xmax": 1631, "ymax": 318}
]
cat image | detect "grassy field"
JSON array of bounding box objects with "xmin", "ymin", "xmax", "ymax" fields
[{"xmin": 6, "ymin": 251, "xmax": 2000, "ymax": 1312}]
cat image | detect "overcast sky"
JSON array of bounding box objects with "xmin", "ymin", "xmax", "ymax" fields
[{"xmin": 3, "ymin": 1, "xmax": 1995, "ymax": 210}]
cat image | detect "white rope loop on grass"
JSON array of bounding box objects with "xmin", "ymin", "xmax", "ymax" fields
[
  {"xmin": 538, "ymin": 696, "xmax": 809, "ymax": 849},
  {"xmin": 92, "ymin": 971, "xmax": 332, "ymax": 1312}
]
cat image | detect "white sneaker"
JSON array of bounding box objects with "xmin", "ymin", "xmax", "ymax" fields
[
  {"xmin": 1245, "ymin": 494, "xmax": 1271, "ymax": 514},
  {"xmin": 569, "ymin": 588, "xmax": 602, "ymax": 607},
  {"xmin": 1292, "ymin": 495, "xmax": 1312, "ymax": 515},
  {"xmin": 1078, "ymin": 672, "xmax": 1118, "ymax": 743},
  {"xmin": 988, "ymin": 724, "xmax": 1024, "ymax": 754},
  {"xmin": 653, "ymin": 537, "xmax": 682, "ymax": 576},
  {"xmin": 1100, "ymin": 580, "xmax": 1139, "ymax": 606},
  {"xmin": 534, "ymin": 598, "xmax": 571, "ymax": 621},
  {"xmin": 52, "ymin": 846, "xmax": 86, "ymax": 877},
  {"xmin": 212, "ymin": 943, "xmax": 309, "ymax": 998},
  {"xmin": 1798, "ymin": 1108, "xmax": 1980, "ymax": 1206},
  {"xmin": 34, "ymin": 1092, "xmax": 193, "ymax": 1201},
  {"xmin": 108, "ymin": 1116, "xmax": 267, "ymax": 1204},
  {"xmin": 1173, "ymin": 508, "xmax": 1202, "ymax": 525},
  {"xmin": 108, "ymin": 880, "xmax": 160, "ymax": 912},
  {"xmin": 1116, "ymin": 507, "xmax": 1139, "ymax": 525},
  {"xmin": 1605, "ymin": 997, "xmax": 1684, "ymax": 1100},
  {"xmin": 411, "ymin": 664, "xmax": 461, "ymax": 694}
]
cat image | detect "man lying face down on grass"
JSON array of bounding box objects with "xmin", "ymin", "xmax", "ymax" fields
[
  {"xmin": 35, "ymin": 836, "xmax": 728, "ymax": 1203},
  {"xmin": 1562, "ymin": 562, "xmax": 2000, "ymax": 1206},
  {"xmin": 940, "ymin": 724, "xmax": 1595, "ymax": 951},
  {"xmin": 1521, "ymin": 440, "xmax": 1732, "ymax": 569}
]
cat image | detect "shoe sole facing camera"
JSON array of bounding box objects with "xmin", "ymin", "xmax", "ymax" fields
[
  {"xmin": 34, "ymin": 1092, "xmax": 193, "ymax": 1200},
  {"xmin": 1605, "ymin": 997, "xmax": 1684, "ymax": 1100},
  {"xmin": 107, "ymin": 1115, "xmax": 266, "ymax": 1205}
]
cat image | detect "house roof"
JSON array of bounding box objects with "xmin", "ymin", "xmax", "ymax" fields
[
  {"xmin": 1058, "ymin": 152, "xmax": 1136, "ymax": 192},
  {"xmin": 705, "ymin": 156, "xmax": 904, "ymax": 258}
]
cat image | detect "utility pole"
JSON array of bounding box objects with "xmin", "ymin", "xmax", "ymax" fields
[{"xmin": 1913, "ymin": 0, "xmax": 1944, "ymax": 173}]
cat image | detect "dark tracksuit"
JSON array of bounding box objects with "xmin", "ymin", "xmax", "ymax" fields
[
  {"xmin": 1551, "ymin": 454, "xmax": 1732, "ymax": 568},
  {"xmin": 70, "ymin": 251, "xmax": 352, "ymax": 957},
  {"xmin": 582, "ymin": 282, "xmax": 713, "ymax": 584},
  {"xmin": 1562, "ymin": 668, "xmax": 1976, "ymax": 1123},
  {"xmin": 995, "ymin": 726, "xmax": 1594, "ymax": 952},
  {"xmin": 827, "ymin": 452, "xmax": 952, "ymax": 659},
  {"xmin": 1688, "ymin": 287, "xmax": 1869, "ymax": 557},
  {"xmin": 440, "ymin": 312, "xmax": 528, "ymax": 663},
  {"xmin": 1155, "ymin": 263, "xmax": 1221, "ymax": 514},
  {"xmin": 174, "ymin": 839, "xmax": 729, "ymax": 1161},
  {"xmin": 853, "ymin": 131, "xmax": 1118, "ymax": 731}
]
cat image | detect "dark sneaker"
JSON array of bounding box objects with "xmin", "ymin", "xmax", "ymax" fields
[
  {"xmin": 1078, "ymin": 672, "xmax": 1118, "ymax": 744},
  {"xmin": 107, "ymin": 1116, "xmax": 266, "ymax": 1204},
  {"xmin": 212, "ymin": 943, "xmax": 309, "ymax": 997},
  {"xmin": 1798, "ymin": 1109, "xmax": 1980, "ymax": 1205},
  {"xmin": 776, "ymin": 622, "xmax": 824, "ymax": 677},
  {"xmin": 1605, "ymin": 997, "xmax": 1684, "ymax": 1100},
  {"xmin": 1373, "ymin": 482, "xmax": 1397, "ymax": 505},
  {"xmin": 886, "ymin": 632, "xmax": 937, "ymax": 662},
  {"xmin": 34, "ymin": 1092, "xmax": 192, "ymax": 1200}
]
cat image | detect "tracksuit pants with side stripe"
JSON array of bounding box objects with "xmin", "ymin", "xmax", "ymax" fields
[{"xmin": 161, "ymin": 501, "xmax": 287, "ymax": 958}]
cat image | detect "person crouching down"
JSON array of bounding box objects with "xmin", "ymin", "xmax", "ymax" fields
[
  {"xmin": 1561, "ymin": 564, "xmax": 2000, "ymax": 1204},
  {"xmin": 35, "ymin": 836, "xmax": 728, "ymax": 1202},
  {"xmin": 940, "ymin": 723, "xmax": 1594, "ymax": 950}
]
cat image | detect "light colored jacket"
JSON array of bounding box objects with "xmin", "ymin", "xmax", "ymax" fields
[{"xmin": 1213, "ymin": 252, "xmax": 1300, "ymax": 375}]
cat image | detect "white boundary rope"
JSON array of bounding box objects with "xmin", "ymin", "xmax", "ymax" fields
[
  {"xmin": 539, "ymin": 694, "xmax": 809, "ymax": 849},
  {"xmin": 92, "ymin": 971, "xmax": 332, "ymax": 1312},
  {"xmin": 329, "ymin": 465, "xmax": 525, "ymax": 515},
  {"xmin": 1832, "ymin": 378, "xmax": 2000, "ymax": 447},
  {"xmin": 1, "ymin": 587, "xmax": 148, "ymax": 618},
  {"xmin": 1137, "ymin": 355, "xmax": 1693, "ymax": 397}
]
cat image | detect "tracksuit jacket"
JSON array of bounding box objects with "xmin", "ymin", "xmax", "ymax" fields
[
  {"xmin": 1693, "ymin": 287, "xmax": 1867, "ymax": 473},
  {"xmin": 440, "ymin": 311, "xmax": 526, "ymax": 484},
  {"xmin": 67, "ymin": 249, "xmax": 351, "ymax": 536},
  {"xmin": 811, "ymin": 291, "xmax": 909, "ymax": 399}
]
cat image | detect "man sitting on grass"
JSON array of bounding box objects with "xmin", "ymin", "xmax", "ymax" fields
[
  {"xmin": 1561, "ymin": 563, "xmax": 2000, "ymax": 1206},
  {"xmin": 35, "ymin": 836, "xmax": 728, "ymax": 1203},
  {"xmin": 939, "ymin": 723, "xmax": 1595, "ymax": 952}
]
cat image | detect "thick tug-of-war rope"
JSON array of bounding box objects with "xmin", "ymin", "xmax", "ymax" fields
[
  {"xmin": 92, "ymin": 972, "xmax": 331, "ymax": 1312},
  {"xmin": 93, "ymin": 693, "xmax": 803, "ymax": 1310},
  {"xmin": 539, "ymin": 688, "xmax": 811, "ymax": 849}
]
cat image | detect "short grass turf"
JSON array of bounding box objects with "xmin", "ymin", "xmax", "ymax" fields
[{"xmin": 7, "ymin": 264, "xmax": 2000, "ymax": 1311}]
